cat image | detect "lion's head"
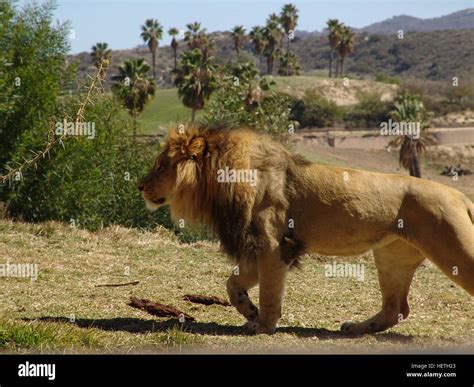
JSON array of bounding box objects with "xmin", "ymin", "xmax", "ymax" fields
[
  {"xmin": 139, "ymin": 124, "xmax": 301, "ymax": 262},
  {"xmin": 138, "ymin": 126, "xmax": 208, "ymax": 213}
]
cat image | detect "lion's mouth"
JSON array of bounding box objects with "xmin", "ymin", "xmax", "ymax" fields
[{"xmin": 154, "ymin": 197, "xmax": 166, "ymax": 205}]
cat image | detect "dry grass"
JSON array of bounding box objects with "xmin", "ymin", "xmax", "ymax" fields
[{"xmin": 0, "ymin": 220, "xmax": 472, "ymax": 354}]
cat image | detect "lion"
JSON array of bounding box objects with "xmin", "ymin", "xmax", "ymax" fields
[{"xmin": 139, "ymin": 125, "xmax": 474, "ymax": 335}]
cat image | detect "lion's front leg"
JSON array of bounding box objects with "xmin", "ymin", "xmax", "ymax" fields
[
  {"xmin": 227, "ymin": 261, "xmax": 259, "ymax": 322},
  {"xmin": 244, "ymin": 254, "xmax": 289, "ymax": 335}
]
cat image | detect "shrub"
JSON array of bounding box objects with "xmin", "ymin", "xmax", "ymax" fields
[
  {"xmin": 343, "ymin": 92, "xmax": 392, "ymax": 128},
  {"xmin": 291, "ymin": 89, "xmax": 343, "ymax": 128},
  {"xmin": 5, "ymin": 94, "xmax": 168, "ymax": 231},
  {"xmin": 203, "ymin": 62, "xmax": 295, "ymax": 144},
  {"xmin": 375, "ymin": 72, "xmax": 401, "ymax": 85},
  {"xmin": 0, "ymin": 0, "xmax": 74, "ymax": 172}
]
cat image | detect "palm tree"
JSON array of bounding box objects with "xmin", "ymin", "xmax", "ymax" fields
[
  {"xmin": 184, "ymin": 22, "xmax": 214, "ymax": 60},
  {"xmin": 326, "ymin": 19, "xmax": 343, "ymax": 78},
  {"xmin": 249, "ymin": 26, "xmax": 265, "ymax": 71},
  {"xmin": 173, "ymin": 49, "xmax": 218, "ymax": 122},
  {"xmin": 184, "ymin": 22, "xmax": 204, "ymax": 49},
  {"xmin": 337, "ymin": 25, "xmax": 355, "ymax": 77},
  {"xmin": 280, "ymin": 3, "xmax": 299, "ymax": 76},
  {"xmin": 168, "ymin": 27, "xmax": 180, "ymax": 69},
  {"xmin": 263, "ymin": 14, "xmax": 283, "ymax": 75},
  {"xmin": 140, "ymin": 19, "xmax": 163, "ymax": 80},
  {"xmin": 112, "ymin": 58, "xmax": 156, "ymax": 138},
  {"xmin": 388, "ymin": 92, "xmax": 435, "ymax": 178},
  {"xmin": 231, "ymin": 25, "xmax": 247, "ymax": 56},
  {"xmin": 90, "ymin": 42, "xmax": 112, "ymax": 66},
  {"xmin": 278, "ymin": 52, "xmax": 300, "ymax": 76}
]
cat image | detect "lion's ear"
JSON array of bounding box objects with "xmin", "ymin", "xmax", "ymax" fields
[{"xmin": 187, "ymin": 136, "xmax": 206, "ymax": 160}]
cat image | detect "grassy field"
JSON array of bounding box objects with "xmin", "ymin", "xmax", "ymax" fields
[
  {"xmin": 136, "ymin": 74, "xmax": 398, "ymax": 135},
  {"xmin": 137, "ymin": 88, "xmax": 195, "ymax": 134},
  {"xmin": 0, "ymin": 220, "xmax": 472, "ymax": 354}
]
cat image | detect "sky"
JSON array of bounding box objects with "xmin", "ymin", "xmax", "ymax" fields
[{"xmin": 18, "ymin": 0, "xmax": 474, "ymax": 53}]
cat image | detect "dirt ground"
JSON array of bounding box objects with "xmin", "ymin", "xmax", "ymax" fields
[{"xmin": 295, "ymin": 131, "xmax": 474, "ymax": 200}]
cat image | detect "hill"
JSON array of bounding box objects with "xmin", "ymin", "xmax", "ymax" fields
[
  {"xmin": 68, "ymin": 28, "xmax": 474, "ymax": 88},
  {"xmin": 360, "ymin": 8, "xmax": 474, "ymax": 34}
]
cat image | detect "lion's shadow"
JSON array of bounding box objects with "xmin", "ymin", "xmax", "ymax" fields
[{"xmin": 22, "ymin": 316, "xmax": 414, "ymax": 342}]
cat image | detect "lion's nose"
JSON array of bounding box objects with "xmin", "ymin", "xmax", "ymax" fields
[{"xmin": 138, "ymin": 183, "xmax": 144, "ymax": 191}]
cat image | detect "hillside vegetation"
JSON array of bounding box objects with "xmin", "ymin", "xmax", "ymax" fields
[{"xmin": 69, "ymin": 29, "xmax": 474, "ymax": 88}]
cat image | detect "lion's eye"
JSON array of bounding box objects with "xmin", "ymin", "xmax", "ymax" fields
[{"xmin": 157, "ymin": 165, "xmax": 165, "ymax": 172}]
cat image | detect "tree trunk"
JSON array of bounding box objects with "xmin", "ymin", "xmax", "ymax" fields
[
  {"xmin": 173, "ymin": 48, "xmax": 177, "ymax": 68},
  {"xmin": 329, "ymin": 50, "xmax": 333, "ymax": 77},
  {"xmin": 335, "ymin": 58, "xmax": 340, "ymax": 78},
  {"xmin": 267, "ymin": 56, "xmax": 272, "ymax": 75},
  {"xmin": 152, "ymin": 50, "xmax": 156, "ymax": 80},
  {"xmin": 340, "ymin": 58, "xmax": 344, "ymax": 78},
  {"xmin": 410, "ymin": 152, "xmax": 422, "ymax": 178},
  {"xmin": 286, "ymin": 36, "xmax": 290, "ymax": 76},
  {"xmin": 132, "ymin": 115, "xmax": 137, "ymax": 142},
  {"xmin": 191, "ymin": 108, "xmax": 196, "ymax": 123}
]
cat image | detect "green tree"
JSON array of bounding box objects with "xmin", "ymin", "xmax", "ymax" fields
[
  {"xmin": 112, "ymin": 58, "xmax": 156, "ymax": 137},
  {"xmin": 140, "ymin": 18, "xmax": 163, "ymax": 80},
  {"xmin": 278, "ymin": 51, "xmax": 300, "ymax": 76},
  {"xmin": 173, "ymin": 49, "xmax": 218, "ymax": 123},
  {"xmin": 90, "ymin": 42, "xmax": 111, "ymax": 78},
  {"xmin": 0, "ymin": 0, "xmax": 72, "ymax": 179},
  {"xmin": 184, "ymin": 22, "xmax": 204, "ymax": 49},
  {"xmin": 231, "ymin": 25, "xmax": 247, "ymax": 56},
  {"xmin": 280, "ymin": 3, "xmax": 299, "ymax": 76},
  {"xmin": 249, "ymin": 26, "xmax": 265, "ymax": 71},
  {"xmin": 337, "ymin": 25, "xmax": 355, "ymax": 77},
  {"xmin": 184, "ymin": 22, "xmax": 214, "ymax": 61},
  {"xmin": 388, "ymin": 92, "xmax": 434, "ymax": 178},
  {"xmin": 263, "ymin": 14, "xmax": 283, "ymax": 75},
  {"xmin": 326, "ymin": 19, "xmax": 343, "ymax": 78},
  {"xmin": 90, "ymin": 42, "xmax": 111, "ymax": 67},
  {"xmin": 204, "ymin": 62, "xmax": 293, "ymax": 143},
  {"xmin": 168, "ymin": 27, "xmax": 180, "ymax": 69}
]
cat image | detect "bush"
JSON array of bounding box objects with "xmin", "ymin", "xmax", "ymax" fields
[
  {"xmin": 291, "ymin": 89, "xmax": 343, "ymax": 128},
  {"xmin": 204, "ymin": 62, "xmax": 295, "ymax": 144},
  {"xmin": 5, "ymin": 92, "xmax": 215, "ymax": 242},
  {"xmin": 0, "ymin": 0, "xmax": 74, "ymax": 171},
  {"xmin": 5, "ymin": 94, "xmax": 168, "ymax": 231},
  {"xmin": 343, "ymin": 92, "xmax": 392, "ymax": 128},
  {"xmin": 375, "ymin": 72, "xmax": 401, "ymax": 85}
]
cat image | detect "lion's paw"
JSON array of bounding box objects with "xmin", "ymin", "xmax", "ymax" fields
[
  {"xmin": 340, "ymin": 320, "xmax": 375, "ymax": 335},
  {"xmin": 340, "ymin": 320, "xmax": 360, "ymax": 335},
  {"xmin": 243, "ymin": 320, "xmax": 276, "ymax": 335}
]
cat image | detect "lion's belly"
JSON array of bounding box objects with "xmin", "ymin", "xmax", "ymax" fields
[
  {"xmin": 304, "ymin": 233, "xmax": 398, "ymax": 256},
  {"xmin": 290, "ymin": 186, "xmax": 403, "ymax": 256},
  {"xmin": 288, "ymin": 164, "xmax": 410, "ymax": 256}
]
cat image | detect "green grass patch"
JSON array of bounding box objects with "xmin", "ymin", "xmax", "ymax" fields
[{"xmin": 137, "ymin": 88, "xmax": 195, "ymax": 135}]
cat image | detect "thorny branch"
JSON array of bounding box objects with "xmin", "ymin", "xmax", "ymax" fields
[{"xmin": 0, "ymin": 59, "xmax": 109, "ymax": 184}]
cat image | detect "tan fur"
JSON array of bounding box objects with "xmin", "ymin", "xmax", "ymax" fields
[{"xmin": 139, "ymin": 125, "xmax": 474, "ymax": 335}]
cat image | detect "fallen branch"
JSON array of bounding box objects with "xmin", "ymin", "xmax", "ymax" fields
[
  {"xmin": 95, "ymin": 280, "xmax": 140, "ymax": 288},
  {"xmin": 128, "ymin": 297, "xmax": 194, "ymax": 321},
  {"xmin": 183, "ymin": 294, "xmax": 231, "ymax": 307}
]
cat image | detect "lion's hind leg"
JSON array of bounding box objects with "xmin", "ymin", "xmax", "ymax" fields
[
  {"xmin": 413, "ymin": 207, "xmax": 474, "ymax": 296},
  {"xmin": 341, "ymin": 239, "xmax": 424, "ymax": 335},
  {"xmin": 226, "ymin": 261, "xmax": 259, "ymax": 322}
]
